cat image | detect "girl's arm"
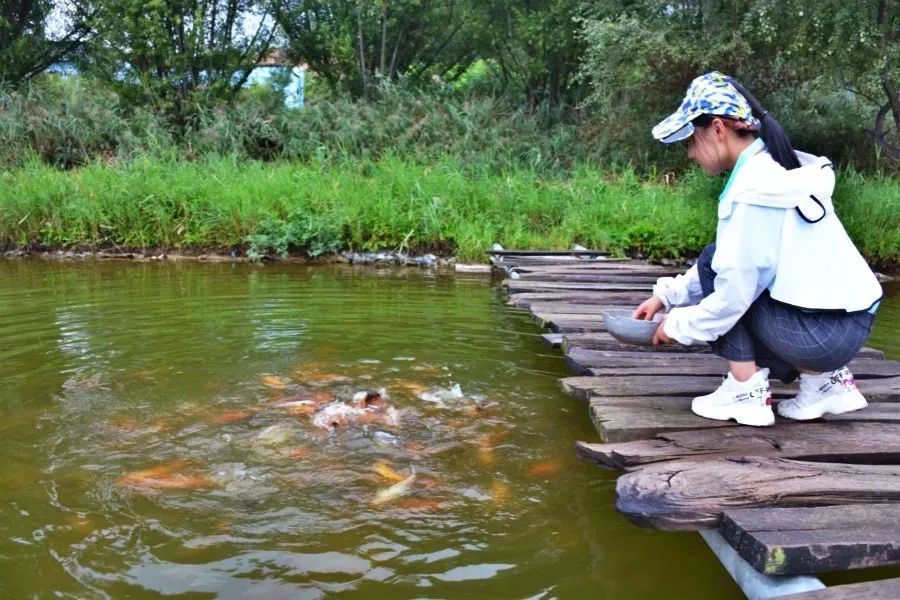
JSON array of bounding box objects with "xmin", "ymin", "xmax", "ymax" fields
[
  {"xmin": 652, "ymin": 264, "xmax": 703, "ymax": 310},
  {"xmin": 663, "ymin": 203, "xmax": 783, "ymax": 345}
]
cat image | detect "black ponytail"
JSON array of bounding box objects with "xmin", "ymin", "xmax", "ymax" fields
[{"xmin": 727, "ymin": 78, "xmax": 801, "ymax": 170}]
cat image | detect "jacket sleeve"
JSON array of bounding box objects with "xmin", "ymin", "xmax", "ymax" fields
[
  {"xmin": 652, "ymin": 265, "xmax": 703, "ymax": 310},
  {"xmin": 663, "ymin": 203, "xmax": 783, "ymax": 345}
]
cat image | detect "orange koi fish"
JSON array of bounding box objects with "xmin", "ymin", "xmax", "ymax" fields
[
  {"xmin": 278, "ymin": 401, "xmax": 317, "ymax": 416},
  {"xmin": 526, "ymin": 461, "xmax": 561, "ymax": 477},
  {"xmin": 290, "ymin": 448, "xmax": 311, "ymax": 459},
  {"xmin": 476, "ymin": 431, "xmax": 507, "ymax": 449},
  {"xmin": 214, "ymin": 411, "xmax": 251, "ymax": 423},
  {"xmin": 312, "ymin": 391, "xmax": 334, "ymax": 404},
  {"xmin": 111, "ymin": 418, "xmax": 140, "ymax": 432},
  {"xmin": 372, "ymin": 461, "xmax": 407, "ymax": 483},
  {"xmin": 478, "ymin": 447, "xmax": 495, "ymax": 465},
  {"xmin": 392, "ymin": 381, "xmax": 429, "ymax": 397},
  {"xmin": 301, "ymin": 373, "xmax": 350, "ymax": 384},
  {"xmin": 404, "ymin": 441, "xmax": 427, "ymax": 454},
  {"xmin": 117, "ymin": 459, "xmax": 210, "ymax": 490},
  {"xmin": 261, "ymin": 375, "xmax": 286, "ymax": 389},
  {"xmin": 417, "ymin": 474, "xmax": 442, "ymax": 490},
  {"xmin": 491, "ymin": 480, "xmax": 511, "ymax": 504}
]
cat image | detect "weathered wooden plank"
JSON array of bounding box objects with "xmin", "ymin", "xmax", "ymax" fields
[
  {"xmin": 528, "ymin": 302, "xmax": 621, "ymax": 315},
  {"xmin": 561, "ymin": 333, "xmax": 711, "ymax": 354},
  {"xmin": 504, "ymin": 280, "xmax": 651, "ymax": 293},
  {"xmin": 511, "ymin": 262, "xmax": 673, "ymax": 273},
  {"xmin": 615, "ymin": 457, "xmax": 900, "ymax": 531},
  {"xmin": 512, "ymin": 271, "xmax": 673, "ymax": 281},
  {"xmin": 588, "ymin": 396, "xmax": 737, "ymax": 443},
  {"xmin": 576, "ymin": 422, "xmax": 900, "ymax": 469},
  {"xmin": 513, "ymin": 266, "xmax": 663, "ymax": 276},
  {"xmin": 548, "ymin": 320, "xmax": 608, "ymax": 333},
  {"xmin": 789, "ymin": 375, "xmax": 900, "ymax": 400},
  {"xmin": 562, "ymin": 375, "xmax": 759, "ymax": 400},
  {"xmin": 532, "ymin": 312, "xmax": 606, "ymax": 326},
  {"xmin": 774, "ymin": 577, "xmax": 900, "ymax": 599},
  {"xmin": 858, "ymin": 346, "xmax": 887, "ymax": 360},
  {"xmin": 560, "ymin": 334, "xmax": 887, "ymax": 360},
  {"xmin": 846, "ymin": 358, "xmax": 900, "ymax": 376},
  {"xmin": 494, "ymin": 256, "xmax": 620, "ymax": 266},
  {"xmin": 489, "ymin": 249, "xmax": 610, "ymax": 257},
  {"xmin": 562, "ymin": 375, "xmax": 900, "ymax": 402},
  {"xmin": 824, "ymin": 403, "xmax": 900, "ymax": 423},
  {"xmin": 585, "ymin": 365, "xmax": 733, "ymax": 377},
  {"xmin": 508, "ymin": 291, "xmax": 649, "ymax": 309},
  {"xmin": 514, "ymin": 273, "xmax": 662, "ymax": 284},
  {"xmin": 579, "ymin": 358, "xmax": 900, "ymax": 379},
  {"xmin": 566, "ymin": 349, "xmax": 728, "ymax": 375},
  {"xmin": 721, "ymin": 505, "xmax": 900, "ymax": 575},
  {"xmin": 531, "ymin": 311, "xmax": 609, "ymax": 333},
  {"xmin": 588, "ymin": 397, "xmax": 900, "ymax": 443},
  {"xmin": 541, "ymin": 333, "xmax": 564, "ymax": 347}
]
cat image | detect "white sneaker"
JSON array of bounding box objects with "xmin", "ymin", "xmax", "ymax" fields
[
  {"xmin": 691, "ymin": 368, "xmax": 775, "ymax": 426},
  {"xmin": 777, "ymin": 366, "xmax": 867, "ymax": 420}
]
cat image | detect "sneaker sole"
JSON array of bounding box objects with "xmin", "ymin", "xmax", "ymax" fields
[
  {"xmin": 777, "ymin": 390, "xmax": 868, "ymax": 421},
  {"xmin": 691, "ymin": 402, "xmax": 775, "ymax": 427}
]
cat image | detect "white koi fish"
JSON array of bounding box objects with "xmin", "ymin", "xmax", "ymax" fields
[{"xmin": 371, "ymin": 469, "xmax": 416, "ymax": 505}]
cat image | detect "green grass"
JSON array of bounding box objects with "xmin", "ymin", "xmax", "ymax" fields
[{"xmin": 0, "ymin": 156, "xmax": 896, "ymax": 265}]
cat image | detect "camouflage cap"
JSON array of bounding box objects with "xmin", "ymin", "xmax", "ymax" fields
[{"xmin": 652, "ymin": 72, "xmax": 761, "ymax": 143}]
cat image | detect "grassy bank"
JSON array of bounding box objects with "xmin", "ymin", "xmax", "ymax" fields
[{"xmin": 1, "ymin": 157, "xmax": 897, "ymax": 265}]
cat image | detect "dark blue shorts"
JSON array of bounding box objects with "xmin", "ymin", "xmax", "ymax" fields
[{"xmin": 697, "ymin": 244, "xmax": 876, "ymax": 383}]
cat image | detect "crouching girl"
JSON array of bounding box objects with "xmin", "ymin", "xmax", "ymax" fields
[{"xmin": 634, "ymin": 72, "xmax": 882, "ymax": 426}]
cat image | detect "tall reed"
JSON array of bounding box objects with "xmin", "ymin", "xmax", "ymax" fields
[{"xmin": 1, "ymin": 157, "xmax": 895, "ymax": 265}]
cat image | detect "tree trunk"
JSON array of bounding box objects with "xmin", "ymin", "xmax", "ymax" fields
[
  {"xmin": 874, "ymin": 0, "xmax": 900, "ymax": 158},
  {"xmin": 379, "ymin": 3, "xmax": 388, "ymax": 78},
  {"xmin": 356, "ymin": 2, "xmax": 368, "ymax": 94}
]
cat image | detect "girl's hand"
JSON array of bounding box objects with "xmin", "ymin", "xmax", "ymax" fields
[
  {"xmin": 633, "ymin": 296, "xmax": 664, "ymax": 320},
  {"xmin": 652, "ymin": 315, "xmax": 673, "ymax": 346}
]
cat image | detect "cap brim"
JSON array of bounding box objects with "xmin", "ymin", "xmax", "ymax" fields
[
  {"xmin": 652, "ymin": 111, "xmax": 697, "ymax": 143},
  {"xmin": 659, "ymin": 123, "xmax": 694, "ymax": 144}
]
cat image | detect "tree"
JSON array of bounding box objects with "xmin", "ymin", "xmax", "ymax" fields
[
  {"xmin": 81, "ymin": 0, "xmax": 277, "ymax": 121},
  {"xmin": 742, "ymin": 0, "xmax": 900, "ymax": 159},
  {"xmin": 270, "ymin": 0, "xmax": 584, "ymax": 106},
  {"xmin": 0, "ymin": 0, "xmax": 92, "ymax": 85},
  {"xmin": 579, "ymin": 0, "xmax": 900, "ymax": 162},
  {"xmin": 478, "ymin": 0, "xmax": 584, "ymax": 109},
  {"xmin": 270, "ymin": 0, "xmax": 487, "ymax": 96}
]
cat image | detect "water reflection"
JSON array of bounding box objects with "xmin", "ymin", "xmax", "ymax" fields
[{"xmin": 0, "ymin": 261, "xmax": 894, "ymax": 598}]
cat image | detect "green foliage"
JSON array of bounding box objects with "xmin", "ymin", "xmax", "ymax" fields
[
  {"xmin": 452, "ymin": 60, "xmax": 505, "ymax": 96},
  {"xmin": 0, "ymin": 77, "xmax": 173, "ymax": 168},
  {"xmin": 476, "ymin": 0, "xmax": 585, "ymax": 107},
  {"xmin": 0, "ymin": 0, "xmax": 90, "ymax": 85},
  {"xmin": 579, "ymin": 0, "xmax": 900, "ymax": 169},
  {"xmin": 80, "ymin": 0, "xmax": 277, "ymax": 121},
  {"xmin": 833, "ymin": 168, "xmax": 900, "ymax": 266},
  {"xmin": 246, "ymin": 208, "xmax": 345, "ymax": 259},
  {"xmin": 271, "ymin": 0, "xmax": 584, "ymax": 104},
  {"xmin": 2, "ymin": 0, "xmax": 898, "ymax": 173},
  {"xmin": 1, "ymin": 157, "xmax": 895, "ymax": 265},
  {"xmin": 0, "ymin": 78, "xmax": 597, "ymax": 171}
]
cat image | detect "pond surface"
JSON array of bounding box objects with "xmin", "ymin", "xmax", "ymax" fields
[{"xmin": 0, "ymin": 261, "xmax": 896, "ymax": 599}]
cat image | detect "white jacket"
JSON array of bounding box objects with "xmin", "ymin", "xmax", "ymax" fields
[{"xmin": 655, "ymin": 141, "xmax": 882, "ymax": 345}]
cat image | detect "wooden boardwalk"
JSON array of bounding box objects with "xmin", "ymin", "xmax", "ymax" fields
[{"xmin": 492, "ymin": 251, "xmax": 900, "ymax": 599}]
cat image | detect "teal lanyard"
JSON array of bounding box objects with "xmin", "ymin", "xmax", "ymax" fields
[{"xmin": 719, "ymin": 137, "xmax": 766, "ymax": 202}]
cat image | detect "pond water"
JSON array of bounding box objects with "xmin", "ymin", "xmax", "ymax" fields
[{"xmin": 0, "ymin": 261, "xmax": 896, "ymax": 599}]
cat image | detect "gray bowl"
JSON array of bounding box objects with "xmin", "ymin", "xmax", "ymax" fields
[{"xmin": 602, "ymin": 308, "xmax": 664, "ymax": 346}]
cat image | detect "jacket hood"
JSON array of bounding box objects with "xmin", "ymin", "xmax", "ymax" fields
[{"xmin": 728, "ymin": 150, "xmax": 836, "ymax": 220}]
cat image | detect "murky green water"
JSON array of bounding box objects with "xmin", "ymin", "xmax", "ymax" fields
[{"xmin": 0, "ymin": 261, "xmax": 896, "ymax": 599}]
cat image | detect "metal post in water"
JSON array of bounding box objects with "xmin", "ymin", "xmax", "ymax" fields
[{"xmin": 699, "ymin": 530, "xmax": 826, "ymax": 600}]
